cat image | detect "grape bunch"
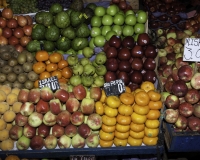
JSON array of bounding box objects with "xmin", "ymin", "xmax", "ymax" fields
[
  {"xmin": 7, "ymin": 0, "xmax": 38, "ymax": 14},
  {"xmin": 37, "ymin": 0, "xmax": 73, "ymax": 11}
]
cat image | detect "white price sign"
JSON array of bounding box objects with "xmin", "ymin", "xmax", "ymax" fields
[{"xmin": 183, "ymin": 38, "xmax": 200, "ymax": 61}]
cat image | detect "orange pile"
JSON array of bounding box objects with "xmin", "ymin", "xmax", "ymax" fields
[
  {"xmin": 95, "ymin": 81, "xmax": 162, "ymax": 147},
  {"xmin": 33, "ymin": 50, "xmax": 73, "ymax": 88}
]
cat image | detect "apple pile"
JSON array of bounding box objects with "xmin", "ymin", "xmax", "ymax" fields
[
  {"xmin": 155, "ymin": 27, "xmax": 200, "ymax": 132},
  {"xmin": 8, "ymin": 84, "xmax": 103, "ymax": 150},
  {"xmin": 89, "ymin": 3, "xmax": 147, "ymax": 48},
  {"xmin": 66, "ymin": 48, "xmax": 107, "ymax": 88},
  {"xmin": 104, "ymin": 33, "xmax": 158, "ymax": 91}
]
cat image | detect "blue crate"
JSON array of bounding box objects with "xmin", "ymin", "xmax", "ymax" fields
[{"xmin": 164, "ymin": 122, "xmax": 200, "ymax": 152}]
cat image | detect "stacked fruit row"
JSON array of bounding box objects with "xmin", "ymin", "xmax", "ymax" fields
[
  {"xmin": 155, "ymin": 27, "xmax": 200, "ymax": 131},
  {"xmin": 0, "ymin": 85, "xmax": 21, "ymax": 151},
  {"xmin": 8, "ymin": 84, "xmax": 103, "ymax": 150},
  {"xmin": 96, "ymin": 81, "xmax": 162, "ymax": 147}
]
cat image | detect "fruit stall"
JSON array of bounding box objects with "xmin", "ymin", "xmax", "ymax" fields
[{"xmin": 0, "ymin": 0, "xmax": 200, "ymax": 159}]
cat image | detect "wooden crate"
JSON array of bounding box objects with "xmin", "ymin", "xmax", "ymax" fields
[{"xmin": 83, "ymin": 0, "xmax": 139, "ymax": 11}]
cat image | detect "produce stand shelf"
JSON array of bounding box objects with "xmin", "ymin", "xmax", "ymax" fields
[
  {"xmin": 0, "ymin": 146, "xmax": 164, "ymax": 159},
  {"xmin": 164, "ymin": 122, "xmax": 200, "ymax": 152}
]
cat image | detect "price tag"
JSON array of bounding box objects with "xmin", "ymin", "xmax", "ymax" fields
[
  {"xmin": 183, "ymin": 38, "xmax": 200, "ymax": 61},
  {"xmin": 70, "ymin": 155, "xmax": 95, "ymax": 160},
  {"xmin": 38, "ymin": 76, "xmax": 60, "ymax": 92},
  {"xmin": 103, "ymin": 79, "xmax": 125, "ymax": 96}
]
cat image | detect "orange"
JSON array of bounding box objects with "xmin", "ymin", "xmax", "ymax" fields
[
  {"xmin": 118, "ymin": 104, "xmax": 133, "ymax": 116},
  {"xmin": 131, "ymin": 112, "xmax": 147, "ymax": 124},
  {"xmin": 58, "ymin": 78, "xmax": 68, "ymax": 84},
  {"xmin": 95, "ymin": 101, "xmax": 104, "ymax": 115},
  {"xmin": 133, "ymin": 104, "xmax": 149, "ymax": 115},
  {"xmin": 127, "ymin": 136, "xmax": 143, "ymax": 146},
  {"xmin": 114, "ymin": 137, "xmax": 127, "ymax": 147},
  {"xmin": 125, "ymin": 86, "xmax": 131, "ymax": 93},
  {"xmin": 51, "ymin": 70, "xmax": 62, "ymax": 79},
  {"xmin": 106, "ymin": 96, "xmax": 121, "ymax": 109},
  {"xmin": 100, "ymin": 89, "xmax": 107, "ymax": 103},
  {"xmin": 33, "ymin": 61, "xmax": 46, "ymax": 74},
  {"xmin": 145, "ymin": 119, "xmax": 160, "ymax": 129},
  {"xmin": 130, "ymin": 122, "xmax": 145, "ymax": 132},
  {"xmin": 146, "ymin": 109, "xmax": 161, "ymax": 120},
  {"xmin": 46, "ymin": 63, "xmax": 58, "ymax": 72},
  {"xmin": 99, "ymin": 129, "xmax": 114, "ymax": 141},
  {"xmin": 143, "ymin": 136, "xmax": 158, "ymax": 146},
  {"xmin": 101, "ymin": 124, "xmax": 115, "ymax": 133},
  {"xmin": 114, "ymin": 130, "xmax": 129, "ymax": 140},
  {"xmin": 134, "ymin": 91, "xmax": 150, "ymax": 106},
  {"xmin": 39, "ymin": 71, "xmax": 51, "ymax": 80},
  {"xmin": 115, "ymin": 123, "xmax": 130, "ymax": 133},
  {"xmin": 129, "ymin": 130, "xmax": 144, "ymax": 139},
  {"xmin": 132, "ymin": 88, "xmax": 144, "ymax": 95},
  {"xmin": 119, "ymin": 92, "xmax": 134, "ymax": 105},
  {"xmin": 34, "ymin": 80, "xmax": 39, "ymax": 88},
  {"xmin": 148, "ymin": 101, "xmax": 163, "ymax": 110},
  {"xmin": 49, "ymin": 52, "xmax": 63, "ymax": 63},
  {"xmin": 147, "ymin": 90, "xmax": 161, "ymax": 101},
  {"xmin": 61, "ymin": 67, "xmax": 73, "ymax": 79},
  {"xmin": 104, "ymin": 105, "xmax": 118, "ymax": 117},
  {"xmin": 58, "ymin": 59, "xmax": 68, "ymax": 69},
  {"xmin": 102, "ymin": 115, "xmax": 117, "ymax": 126},
  {"xmin": 144, "ymin": 127, "xmax": 159, "ymax": 138},
  {"xmin": 35, "ymin": 50, "xmax": 49, "ymax": 62},
  {"xmin": 140, "ymin": 81, "xmax": 155, "ymax": 92},
  {"xmin": 99, "ymin": 138, "xmax": 113, "ymax": 147},
  {"xmin": 116, "ymin": 114, "xmax": 131, "ymax": 125}
]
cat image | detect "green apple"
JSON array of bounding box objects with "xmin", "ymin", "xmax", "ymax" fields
[
  {"xmin": 90, "ymin": 27, "xmax": 101, "ymax": 38},
  {"xmin": 94, "ymin": 35, "xmax": 106, "ymax": 47},
  {"xmin": 106, "ymin": 30, "xmax": 117, "ymax": 41},
  {"xmin": 94, "ymin": 6, "xmax": 106, "ymax": 17},
  {"xmin": 91, "ymin": 16, "xmax": 102, "ymax": 27},
  {"xmin": 102, "ymin": 14, "xmax": 113, "ymax": 26},
  {"xmin": 134, "ymin": 23, "xmax": 145, "ymax": 34},
  {"xmin": 112, "ymin": 25, "xmax": 123, "ymax": 36},
  {"xmin": 113, "ymin": 13, "xmax": 125, "ymax": 26},
  {"xmin": 122, "ymin": 25, "xmax": 134, "ymax": 36},
  {"xmin": 101, "ymin": 25, "xmax": 111, "ymax": 36},
  {"xmin": 83, "ymin": 47, "xmax": 94, "ymax": 58}
]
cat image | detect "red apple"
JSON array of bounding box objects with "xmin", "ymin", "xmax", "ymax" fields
[
  {"xmin": 15, "ymin": 113, "xmax": 28, "ymax": 127},
  {"xmin": 30, "ymin": 135, "xmax": 44, "ymax": 150},
  {"xmin": 54, "ymin": 88, "xmax": 69, "ymax": 103},
  {"xmin": 64, "ymin": 123, "xmax": 77, "ymax": 137},
  {"xmin": 78, "ymin": 123, "xmax": 92, "ymax": 139},
  {"xmin": 178, "ymin": 65, "xmax": 194, "ymax": 82},
  {"xmin": 20, "ymin": 102, "xmax": 35, "ymax": 116},
  {"xmin": 44, "ymin": 135, "xmax": 57, "ymax": 149},
  {"xmin": 17, "ymin": 89, "xmax": 29, "ymax": 103},
  {"xmin": 164, "ymin": 109, "xmax": 179, "ymax": 124},
  {"xmin": 188, "ymin": 116, "xmax": 200, "ymax": 131},
  {"xmin": 28, "ymin": 88, "xmax": 40, "ymax": 104},
  {"xmin": 184, "ymin": 89, "xmax": 200, "ymax": 104},
  {"xmin": 58, "ymin": 135, "xmax": 72, "ymax": 149},
  {"xmin": 86, "ymin": 133, "xmax": 99, "ymax": 148},
  {"xmin": 87, "ymin": 113, "xmax": 102, "ymax": 130},
  {"xmin": 40, "ymin": 87, "xmax": 54, "ymax": 102},
  {"xmin": 80, "ymin": 98, "xmax": 95, "ymax": 115},
  {"xmin": 37, "ymin": 123, "xmax": 51, "ymax": 138},
  {"xmin": 52, "ymin": 124, "xmax": 65, "ymax": 138},
  {"xmin": 65, "ymin": 97, "xmax": 80, "ymax": 113},
  {"xmin": 71, "ymin": 133, "xmax": 85, "ymax": 148},
  {"xmin": 35, "ymin": 99, "xmax": 50, "ymax": 114},
  {"xmin": 191, "ymin": 73, "xmax": 200, "ymax": 90},
  {"xmin": 9, "ymin": 125, "xmax": 23, "ymax": 140},
  {"xmin": 165, "ymin": 94, "xmax": 180, "ymax": 109},
  {"xmin": 179, "ymin": 102, "xmax": 194, "ymax": 117},
  {"xmin": 28, "ymin": 112, "xmax": 43, "ymax": 128},
  {"xmin": 174, "ymin": 114, "xmax": 188, "ymax": 130},
  {"xmin": 43, "ymin": 111, "xmax": 57, "ymax": 126},
  {"xmin": 49, "ymin": 99, "xmax": 62, "ymax": 115},
  {"xmin": 73, "ymin": 84, "xmax": 87, "ymax": 100},
  {"xmin": 90, "ymin": 87, "xmax": 102, "ymax": 101},
  {"xmin": 171, "ymin": 80, "xmax": 188, "ymax": 97},
  {"xmin": 23, "ymin": 124, "xmax": 36, "ymax": 139},
  {"xmin": 56, "ymin": 110, "xmax": 71, "ymax": 127},
  {"xmin": 70, "ymin": 111, "xmax": 84, "ymax": 126}
]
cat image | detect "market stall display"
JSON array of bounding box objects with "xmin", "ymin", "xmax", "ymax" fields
[{"xmin": 4, "ymin": 0, "xmax": 200, "ymax": 159}]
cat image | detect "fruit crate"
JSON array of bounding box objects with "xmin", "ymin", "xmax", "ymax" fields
[
  {"xmin": 83, "ymin": 0, "xmax": 139, "ymax": 11},
  {"xmin": 163, "ymin": 122, "xmax": 200, "ymax": 152}
]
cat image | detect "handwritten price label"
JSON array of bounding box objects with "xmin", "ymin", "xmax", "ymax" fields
[{"xmin": 183, "ymin": 38, "xmax": 200, "ymax": 61}]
